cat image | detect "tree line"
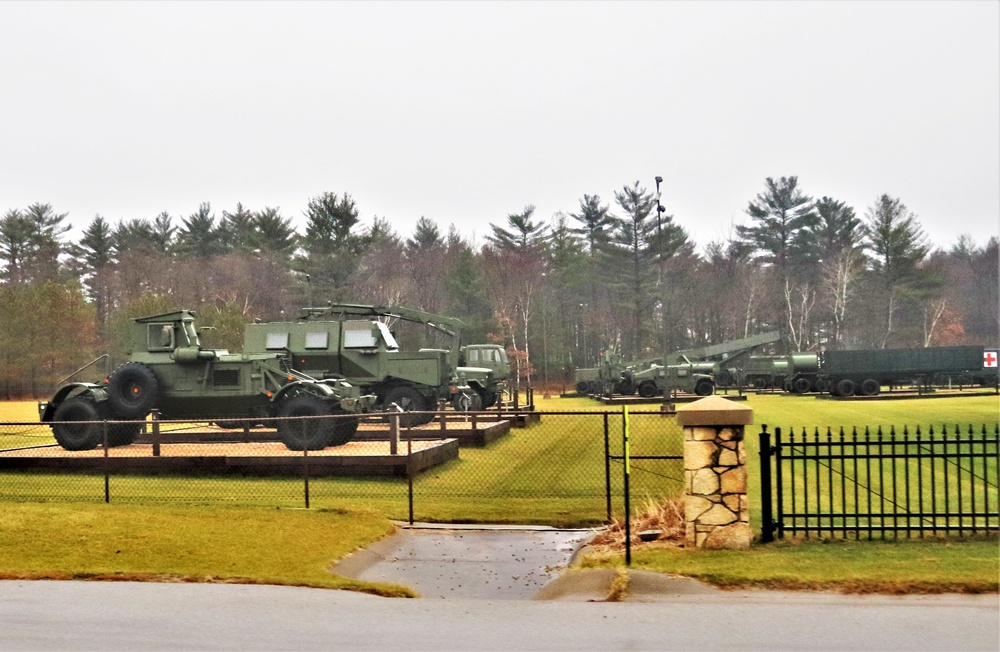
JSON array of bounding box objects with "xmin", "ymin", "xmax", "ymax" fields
[{"xmin": 1, "ymin": 177, "xmax": 997, "ymax": 398}]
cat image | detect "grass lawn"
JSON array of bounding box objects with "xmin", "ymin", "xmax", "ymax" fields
[
  {"xmin": 1, "ymin": 392, "xmax": 997, "ymax": 593},
  {"xmin": 581, "ymin": 536, "xmax": 999, "ymax": 594},
  {"xmin": 0, "ymin": 501, "xmax": 413, "ymax": 596}
]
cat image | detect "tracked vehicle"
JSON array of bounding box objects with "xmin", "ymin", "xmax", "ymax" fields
[{"xmin": 40, "ymin": 310, "xmax": 375, "ymax": 451}]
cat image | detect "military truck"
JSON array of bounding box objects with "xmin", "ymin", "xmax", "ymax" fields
[
  {"xmin": 243, "ymin": 303, "xmax": 507, "ymax": 425},
  {"xmin": 819, "ymin": 345, "xmax": 990, "ymax": 397},
  {"xmin": 301, "ymin": 303, "xmax": 509, "ymax": 408},
  {"xmin": 40, "ymin": 310, "xmax": 375, "ymax": 451},
  {"xmin": 573, "ymin": 366, "xmax": 599, "ymax": 394},
  {"xmin": 622, "ymin": 362, "xmax": 715, "ymax": 398}
]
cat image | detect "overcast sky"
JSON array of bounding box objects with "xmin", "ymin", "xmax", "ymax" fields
[{"xmin": 2, "ymin": 1, "xmax": 998, "ymax": 252}]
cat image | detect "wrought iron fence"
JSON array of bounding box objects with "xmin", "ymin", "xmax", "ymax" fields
[
  {"xmin": 759, "ymin": 424, "xmax": 1000, "ymax": 541},
  {"xmin": 0, "ymin": 408, "xmax": 684, "ymax": 527}
]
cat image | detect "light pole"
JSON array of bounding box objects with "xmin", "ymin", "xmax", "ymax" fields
[{"xmin": 655, "ymin": 176, "xmax": 668, "ymax": 356}]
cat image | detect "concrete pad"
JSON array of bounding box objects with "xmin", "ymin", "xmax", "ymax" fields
[{"xmin": 332, "ymin": 526, "xmax": 594, "ymax": 600}]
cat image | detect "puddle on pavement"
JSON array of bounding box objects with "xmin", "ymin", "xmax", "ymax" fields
[{"xmin": 353, "ymin": 528, "xmax": 594, "ymax": 600}]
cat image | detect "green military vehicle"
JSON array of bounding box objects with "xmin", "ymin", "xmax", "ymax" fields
[
  {"xmin": 243, "ymin": 303, "xmax": 507, "ymax": 425},
  {"xmin": 40, "ymin": 310, "xmax": 375, "ymax": 451},
  {"xmin": 621, "ymin": 362, "xmax": 715, "ymax": 398}
]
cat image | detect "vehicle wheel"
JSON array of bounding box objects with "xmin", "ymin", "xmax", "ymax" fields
[
  {"xmin": 383, "ymin": 385, "xmax": 433, "ymax": 427},
  {"xmin": 51, "ymin": 397, "xmax": 104, "ymax": 451},
  {"xmin": 860, "ymin": 379, "xmax": 880, "ymax": 396},
  {"xmin": 836, "ymin": 379, "xmax": 856, "ymax": 397},
  {"xmin": 638, "ymin": 381, "xmax": 658, "ymax": 398},
  {"xmin": 214, "ymin": 421, "xmax": 242, "ymax": 430},
  {"xmin": 452, "ymin": 391, "xmax": 482, "ymax": 412},
  {"xmin": 107, "ymin": 422, "xmax": 141, "ymax": 447},
  {"xmin": 694, "ymin": 381, "xmax": 714, "ymax": 396},
  {"xmin": 480, "ymin": 390, "xmax": 498, "ymax": 408},
  {"xmin": 575, "ymin": 381, "xmax": 589, "ymax": 394},
  {"xmin": 815, "ymin": 378, "xmax": 831, "ymax": 393},
  {"xmin": 327, "ymin": 415, "xmax": 359, "ymax": 446},
  {"xmin": 753, "ymin": 378, "xmax": 767, "ymax": 390},
  {"xmin": 276, "ymin": 394, "xmax": 333, "ymax": 450},
  {"xmin": 793, "ymin": 377, "xmax": 812, "ymax": 394},
  {"xmin": 107, "ymin": 363, "xmax": 159, "ymax": 419}
]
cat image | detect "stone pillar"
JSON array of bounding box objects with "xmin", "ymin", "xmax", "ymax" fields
[{"xmin": 676, "ymin": 395, "xmax": 753, "ymax": 549}]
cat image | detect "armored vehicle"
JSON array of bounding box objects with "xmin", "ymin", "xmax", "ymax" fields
[
  {"xmin": 622, "ymin": 362, "xmax": 715, "ymax": 398},
  {"xmin": 40, "ymin": 310, "xmax": 375, "ymax": 451},
  {"xmin": 244, "ymin": 303, "xmax": 507, "ymax": 425}
]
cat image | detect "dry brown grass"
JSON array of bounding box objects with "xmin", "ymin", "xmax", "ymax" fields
[{"xmin": 588, "ymin": 496, "xmax": 685, "ymax": 555}]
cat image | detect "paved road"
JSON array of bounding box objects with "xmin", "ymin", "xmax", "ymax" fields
[{"xmin": 1, "ymin": 580, "xmax": 996, "ymax": 651}]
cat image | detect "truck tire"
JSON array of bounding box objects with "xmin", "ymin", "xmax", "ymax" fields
[
  {"xmin": 836, "ymin": 379, "xmax": 856, "ymax": 397},
  {"xmin": 694, "ymin": 380, "xmax": 714, "ymax": 396},
  {"xmin": 107, "ymin": 422, "xmax": 141, "ymax": 447},
  {"xmin": 638, "ymin": 381, "xmax": 659, "ymax": 398},
  {"xmin": 860, "ymin": 379, "xmax": 880, "ymax": 396},
  {"xmin": 328, "ymin": 415, "xmax": 359, "ymax": 446},
  {"xmin": 575, "ymin": 381, "xmax": 590, "ymax": 394},
  {"xmin": 51, "ymin": 397, "xmax": 104, "ymax": 451},
  {"xmin": 480, "ymin": 390, "xmax": 498, "ymax": 408},
  {"xmin": 793, "ymin": 377, "xmax": 812, "ymax": 394},
  {"xmin": 383, "ymin": 385, "xmax": 433, "ymax": 427},
  {"xmin": 277, "ymin": 395, "xmax": 333, "ymax": 450},
  {"xmin": 107, "ymin": 363, "xmax": 159, "ymax": 419}
]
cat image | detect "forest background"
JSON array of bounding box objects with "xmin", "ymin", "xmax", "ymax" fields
[{"xmin": 1, "ymin": 175, "xmax": 997, "ymax": 399}]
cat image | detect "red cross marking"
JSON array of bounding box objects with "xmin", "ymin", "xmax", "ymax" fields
[{"xmin": 985, "ymin": 351, "xmax": 998, "ymax": 368}]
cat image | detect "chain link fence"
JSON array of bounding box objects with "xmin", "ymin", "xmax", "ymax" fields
[{"xmin": 0, "ymin": 409, "xmax": 684, "ymax": 527}]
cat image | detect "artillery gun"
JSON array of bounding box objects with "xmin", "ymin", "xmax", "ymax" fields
[
  {"xmin": 243, "ymin": 303, "xmax": 509, "ymax": 425},
  {"xmin": 40, "ymin": 310, "xmax": 375, "ymax": 451}
]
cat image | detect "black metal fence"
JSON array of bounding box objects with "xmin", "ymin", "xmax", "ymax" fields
[
  {"xmin": 0, "ymin": 408, "xmax": 684, "ymax": 527},
  {"xmin": 759, "ymin": 424, "xmax": 1000, "ymax": 541}
]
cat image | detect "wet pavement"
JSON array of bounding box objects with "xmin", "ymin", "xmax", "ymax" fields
[{"xmin": 331, "ymin": 524, "xmax": 594, "ymax": 600}]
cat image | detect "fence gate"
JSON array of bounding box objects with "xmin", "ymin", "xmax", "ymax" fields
[{"xmin": 758, "ymin": 424, "xmax": 999, "ymax": 541}]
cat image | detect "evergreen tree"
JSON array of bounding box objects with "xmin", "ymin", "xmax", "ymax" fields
[
  {"xmin": 0, "ymin": 209, "xmax": 32, "ymax": 285},
  {"xmin": 863, "ymin": 194, "xmax": 930, "ymax": 347},
  {"xmin": 219, "ymin": 202, "xmax": 257, "ymax": 253},
  {"xmin": 253, "ymin": 207, "xmax": 297, "ymax": 258},
  {"xmin": 486, "ymin": 205, "xmax": 550, "ymax": 253},
  {"xmin": 406, "ymin": 216, "xmax": 444, "ymax": 253},
  {"xmin": 72, "ymin": 215, "xmax": 116, "ymax": 336},
  {"xmin": 569, "ymin": 195, "xmax": 614, "ymax": 254},
  {"xmin": 176, "ymin": 202, "xmax": 223, "ymax": 259},
  {"xmin": 606, "ymin": 181, "xmax": 659, "ymax": 359},
  {"xmin": 297, "ymin": 192, "xmax": 364, "ymax": 300}
]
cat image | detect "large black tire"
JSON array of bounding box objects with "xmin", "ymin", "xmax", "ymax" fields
[
  {"xmin": 382, "ymin": 385, "xmax": 433, "ymax": 427},
  {"xmin": 277, "ymin": 395, "xmax": 333, "ymax": 451},
  {"xmin": 694, "ymin": 380, "xmax": 714, "ymax": 397},
  {"xmin": 815, "ymin": 377, "xmax": 831, "ymax": 393},
  {"xmin": 638, "ymin": 381, "xmax": 659, "ymax": 398},
  {"xmin": 327, "ymin": 415, "xmax": 359, "ymax": 447},
  {"xmin": 753, "ymin": 378, "xmax": 767, "ymax": 390},
  {"xmin": 480, "ymin": 390, "xmax": 498, "ymax": 408},
  {"xmin": 575, "ymin": 381, "xmax": 589, "ymax": 394},
  {"xmin": 107, "ymin": 422, "xmax": 141, "ymax": 447},
  {"xmin": 107, "ymin": 363, "xmax": 159, "ymax": 419},
  {"xmin": 860, "ymin": 379, "xmax": 880, "ymax": 396},
  {"xmin": 793, "ymin": 377, "xmax": 812, "ymax": 394},
  {"xmin": 51, "ymin": 397, "xmax": 104, "ymax": 451},
  {"xmin": 836, "ymin": 378, "xmax": 856, "ymax": 397}
]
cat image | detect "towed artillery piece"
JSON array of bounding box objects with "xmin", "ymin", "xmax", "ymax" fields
[{"xmin": 39, "ymin": 310, "xmax": 376, "ymax": 451}]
